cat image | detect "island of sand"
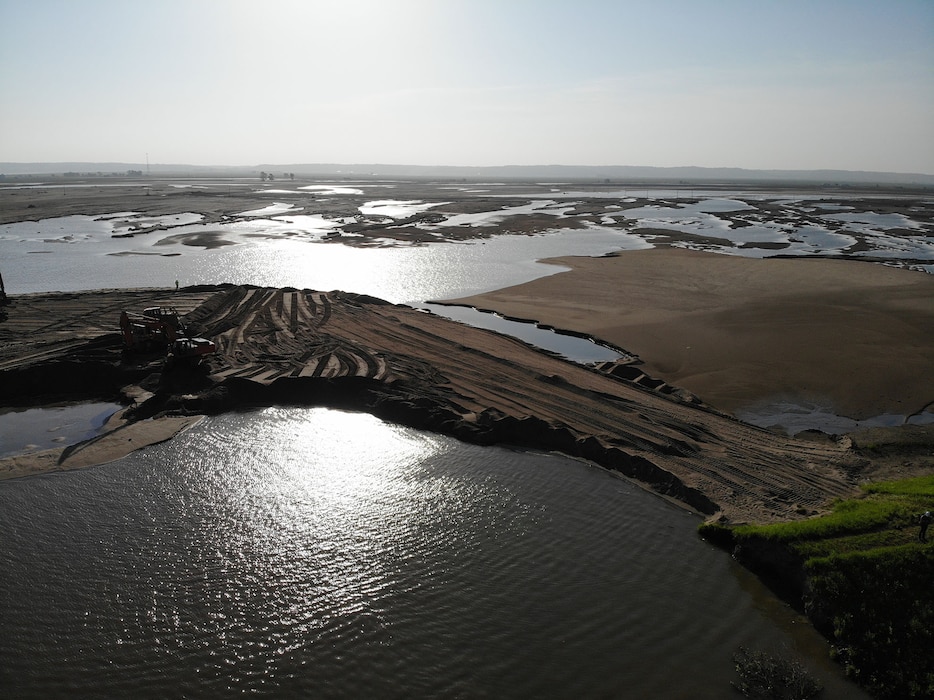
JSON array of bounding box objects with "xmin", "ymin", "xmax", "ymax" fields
[
  {"xmin": 442, "ymin": 248, "xmax": 934, "ymax": 421},
  {"xmin": 3, "ymin": 276, "xmax": 930, "ymax": 525}
]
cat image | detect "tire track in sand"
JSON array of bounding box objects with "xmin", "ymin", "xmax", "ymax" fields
[{"xmin": 1, "ymin": 286, "xmax": 863, "ymax": 523}]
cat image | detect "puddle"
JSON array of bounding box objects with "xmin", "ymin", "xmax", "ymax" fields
[
  {"xmin": 821, "ymin": 211, "xmax": 925, "ymax": 231},
  {"xmin": 298, "ymin": 185, "xmax": 365, "ymax": 195},
  {"xmin": 735, "ymin": 399, "xmax": 934, "ymax": 436},
  {"xmin": 359, "ymin": 200, "xmax": 443, "ymax": 218},
  {"xmin": 0, "ymin": 402, "xmax": 122, "ymax": 458},
  {"xmin": 433, "ymin": 200, "xmax": 574, "ymax": 228},
  {"xmin": 422, "ymin": 303, "xmax": 628, "ymax": 363},
  {"xmin": 238, "ymin": 202, "xmax": 302, "ymax": 217}
]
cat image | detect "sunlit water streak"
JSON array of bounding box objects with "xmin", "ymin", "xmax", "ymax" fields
[
  {"xmin": 0, "ymin": 219, "xmax": 641, "ymax": 301},
  {"xmin": 0, "ymin": 408, "xmax": 865, "ymax": 698},
  {"xmin": 238, "ymin": 202, "xmax": 302, "ymax": 217},
  {"xmin": 358, "ymin": 200, "xmax": 443, "ymax": 218}
]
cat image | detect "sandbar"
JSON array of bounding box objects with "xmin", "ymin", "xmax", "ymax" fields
[
  {"xmin": 0, "ymin": 284, "xmax": 894, "ymax": 524},
  {"xmin": 0, "ymin": 414, "xmax": 201, "ymax": 480},
  {"xmin": 444, "ymin": 248, "xmax": 934, "ymax": 420}
]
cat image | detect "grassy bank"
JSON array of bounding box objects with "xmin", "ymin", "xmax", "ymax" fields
[{"xmin": 701, "ymin": 475, "xmax": 934, "ymax": 699}]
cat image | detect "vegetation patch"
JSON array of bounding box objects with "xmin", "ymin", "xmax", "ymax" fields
[
  {"xmin": 731, "ymin": 646, "xmax": 823, "ymax": 699},
  {"xmin": 701, "ymin": 475, "xmax": 934, "ymax": 699}
]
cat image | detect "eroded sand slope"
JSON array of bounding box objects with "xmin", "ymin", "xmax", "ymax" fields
[{"xmin": 1, "ymin": 286, "xmax": 864, "ymax": 523}]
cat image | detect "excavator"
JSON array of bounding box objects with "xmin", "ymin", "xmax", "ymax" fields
[{"xmin": 120, "ymin": 306, "xmax": 216, "ymax": 365}]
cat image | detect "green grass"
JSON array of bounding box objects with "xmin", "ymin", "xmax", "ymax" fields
[
  {"xmin": 862, "ymin": 473, "xmax": 934, "ymax": 497},
  {"xmin": 699, "ymin": 474, "xmax": 934, "ymax": 699},
  {"xmin": 719, "ymin": 474, "xmax": 934, "ymax": 549}
]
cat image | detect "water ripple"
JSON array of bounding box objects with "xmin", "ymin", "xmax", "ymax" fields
[{"xmin": 0, "ymin": 408, "xmax": 864, "ymax": 698}]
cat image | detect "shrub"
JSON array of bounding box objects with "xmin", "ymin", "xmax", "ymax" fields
[
  {"xmin": 704, "ymin": 474, "xmax": 934, "ymax": 699},
  {"xmin": 806, "ymin": 546, "xmax": 934, "ymax": 700},
  {"xmin": 731, "ymin": 646, "xmax": 823, "ymax": 699}
]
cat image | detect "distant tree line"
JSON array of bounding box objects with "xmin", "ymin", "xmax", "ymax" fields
[{"xmin": 259, "ymin": 172, "xmax": 295, "ymax": 181}]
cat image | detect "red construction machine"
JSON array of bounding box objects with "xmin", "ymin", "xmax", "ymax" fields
[{"xmin": 120, "ymin": 306, "xmax": 216, "ymax": 364}]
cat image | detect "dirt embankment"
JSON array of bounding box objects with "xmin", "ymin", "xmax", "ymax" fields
[{"xmin": 0, "ymin": 285, "xmax": 872, "ymax": 524}]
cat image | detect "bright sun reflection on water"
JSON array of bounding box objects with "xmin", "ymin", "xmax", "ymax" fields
[
  {"xmin": 194, "ymin": 407, "xmax": 446, "ymax": 634},
  {"xmin": 215, "ymin": 406, "xmax": 441, "ymax": 527}
]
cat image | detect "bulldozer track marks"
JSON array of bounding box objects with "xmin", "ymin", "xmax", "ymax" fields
[
  {"xmin": 1, "ymin": 286, "xmax": 864, "ymax": 522},
  {"xmin": 194, "ymin": 288, "xmax": 391, "ymax": 386}
]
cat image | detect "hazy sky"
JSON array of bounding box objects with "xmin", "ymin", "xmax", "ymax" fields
[{"xmin": 2, "ymin": 0, "xmax": 932, "ymax": 173}]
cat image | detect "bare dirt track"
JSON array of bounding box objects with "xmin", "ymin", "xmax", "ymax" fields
[{"xmin": 0, "ymin": 285, "xmax": 867, "ymax": 523}]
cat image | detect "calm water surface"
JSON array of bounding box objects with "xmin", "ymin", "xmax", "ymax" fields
[
  {"xmin": 0, "ymin": 408, "xmax": 865, "ymax": 698},
  {"xmin": 0, "ymin": 402, "xmax": 120, "ymax": 458},
  {"xmin": 0, "ymin": 217, "xmax": 643, "ymax": 301}
]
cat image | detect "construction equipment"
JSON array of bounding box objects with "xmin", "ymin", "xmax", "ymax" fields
[
  {"xmin": 120, "ymin": 306, "xmax": 186, "ymax": 350},
  {"xmin": 168, "ymin": 336, "xmax": 217, "ymax": 366},
  {"xmin": 120, "ymin": 305, "xmax": 215, "ymax": 364}
]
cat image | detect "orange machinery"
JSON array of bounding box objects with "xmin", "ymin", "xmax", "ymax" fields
[{"xmin": 120, "ymin": 306, "xmax": 216, "ymax": 363}]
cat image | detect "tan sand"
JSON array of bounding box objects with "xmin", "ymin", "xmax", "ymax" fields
[
  {"xmin": 0, "ymin": 285, "xmax": 875, "ymax": 523},
  {"xmin": 444, "ymin": 248, "xmax": 934, "ymax": 419}
]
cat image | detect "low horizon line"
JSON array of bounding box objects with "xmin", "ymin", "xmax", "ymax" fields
[{"xmin": 3, "ymin": 160, "xmax": 933, "ymax": 178}]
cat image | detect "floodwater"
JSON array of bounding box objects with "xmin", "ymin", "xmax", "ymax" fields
[
  {"xmin": 0, "ymin": 407, "xmax": 867, "ymax": 699},
  {"xmin": 1, "ymin": 185, "xmax": 930, "ymax": 432},
  {"xmin": 0, "ymin": 214, "xmax": 636, "ymax": 302},
  {"xmin": 1, "ymin": 182, "xmax": 911, "ymax": 696},
  {"xmin": 0, "ymin": 402, "xmax": 120, "ymax": 458}
]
